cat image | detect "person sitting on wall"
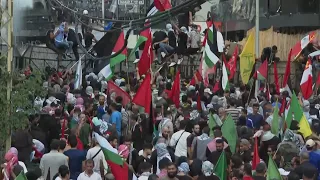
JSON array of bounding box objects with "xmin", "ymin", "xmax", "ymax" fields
[
  {"xmin": 54, "ymin": 21, "xmax": 73, "ymax": 58},
  {"xmin": 153, "ymin": 25, "xmax": 175, "ymax": 64},
  {"xmin": 67, "ymin": 28, "xmax": 82, "ymax": 61},
  {"xmin": 46, "ymin": 24, "xmax": 64, "ymax": 62}
]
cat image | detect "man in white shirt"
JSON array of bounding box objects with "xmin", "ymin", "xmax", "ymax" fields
[
  {"xmin": 169, "ymin": 120, "xmax": 190, "ymax": 159},
  {"xmin": 77, "ymin": 159, "xmax": 102, "ymax": 180},
  {"xmin": 40, "ymin": 140, "xmax": 68, "ymax": 180},
  {"xmin": 86, "ymin": 139, "xmax": 107, "ymax": 177}
]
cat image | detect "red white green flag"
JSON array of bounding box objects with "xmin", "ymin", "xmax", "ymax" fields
[
  {"xmin": 129, "ymin": 24, "xmax": 151, "ymax": 61},
  {"xmin": 99, "ymin": 31, "xmax": 127, "ymax": 80},
  {"xmin": 254, "ymin": 59, "xmax": 268, "ymax": 80}
]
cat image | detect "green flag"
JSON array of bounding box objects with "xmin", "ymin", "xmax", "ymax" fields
[
  {"xmin": 285, "ymin": 92, "xmax": 312, "ymax": 138},
  {"xmin": 214, "ymin": 151, "xmax": 227, "ymax": 180},
  {"xmin": 15, "ymin": 171, "xmax": 27, "ymax": 180},
  {"xmin": 208, "ymin": 113, "xmax": 217, "ymax": 137},
  {"xmin": 221, "ymin": 115, "xmax": 238, "ymax": 154},
  {"xmin": 271, "ymin": 101, "xmax": 280, "ymax": 135},
  {"xmin": 267, "ymin": 155, "xmax": 282, "ymax": 180}
]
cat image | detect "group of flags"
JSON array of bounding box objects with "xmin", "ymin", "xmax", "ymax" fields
[
  {"xmin": 70, "ymin": 1, "xmax": 320, "ymax": 179},
  {"xmin": 206, "ymin": 113, "xmax": 285, "ymax": 180},
  {"xmin": 242, "ymin": 31, "xmax": 314, "ymax": 138},
  {"xmin": 74, "ymin": 0, "xmax": 171, "ymax": 89}
]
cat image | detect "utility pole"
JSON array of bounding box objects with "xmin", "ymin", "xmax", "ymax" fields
[
  {"xmin": 255, "ymin": 0, "xmax": 260, "ymax": 58},
  {"xmin": 1, "ymin": 0, "xmax": 13, "ymax": 151}
]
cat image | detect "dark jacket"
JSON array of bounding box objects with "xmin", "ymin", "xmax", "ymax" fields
[
  {"xmin": 294, "ymin": 161, "xmax": 318, "ymax": 179},
  {"xmin": 150, "ymin": 149, "xmax": 175, "ymax": 174}
]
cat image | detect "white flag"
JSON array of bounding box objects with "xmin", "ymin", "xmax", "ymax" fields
[{"xmin": 74, "ymin": 58, "xmax": 82, "ymax": 89}]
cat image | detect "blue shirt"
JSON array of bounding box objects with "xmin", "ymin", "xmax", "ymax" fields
[
  {"xmin": 309, "ymin": 151, "xmax": 320, "ymax": 172},
  {"xmin": 110, "ymin": 111, "xmax": 122, "ymax": 136},
  {"xmin": 97, "ymin": 106, "xmax": 106, "ymax": 119},
  {"xmin": 55, "ymin": 23, "xmax": 65, "ymax": 43},
  {"xmin": 64, "ymin": 149, "xmax": 87, "ymax": 179},
  {"xmin": 247, "ymin": 113, "xmax": 264, "ymax": 130}
]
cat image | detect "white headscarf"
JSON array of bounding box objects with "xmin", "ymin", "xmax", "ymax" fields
[
  {"xmin": 166, "ymin": 24, "xmax": 174, "ymax": 32},
  {"xmin": 180, "ymin": 26, "xmax": 187, "ymax": 34}
]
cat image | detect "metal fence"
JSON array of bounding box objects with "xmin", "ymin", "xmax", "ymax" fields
[{"xmin": 10, "ymin": 44, "xmax": 301, "ymax": 91}]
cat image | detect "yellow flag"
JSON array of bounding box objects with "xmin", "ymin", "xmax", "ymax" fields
[{"xmin": 240, "ymin": 32, "xmax": 255, "ymax": 84}]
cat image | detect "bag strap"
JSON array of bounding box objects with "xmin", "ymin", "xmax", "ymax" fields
[
  {"xmin": 91, "ymin": 148, "xmax": 102, "ymax": 160},
  {"xmin": 175, "ymin": 131, "xmax": 185, "ymax": 147}
]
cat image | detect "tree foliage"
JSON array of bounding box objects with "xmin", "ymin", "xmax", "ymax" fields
[{"xmin": 0, "ymin": 56, "xmax": 47, "ymax": 143}]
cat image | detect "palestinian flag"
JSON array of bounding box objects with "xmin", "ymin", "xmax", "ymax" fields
[
  {"xmin": 94, "ymin": 132, "xmax": 137, "ymax": 180},
  {"xmin": 129, "ymin": 25, "xmax": 151, "ymax": 62},
  {"xmin": 222, "ymin": 56, "xmax": 230, "ymax": 91},
  {"xmin": 131, "ymin": 0, "xmax": 171, "ymax": 62},
  {"xmin": 285, "ymin": 92, "xmax": 312, "ymax": 138},
  {"xmin": 254, "ymin": 59, "xmax": 268, "ymax": 80},
  {"xmin": 93, "ymin": 132, "xmax": 123, "ymax": 165},
  {"xmin": 201, "ymin": 23, "xmax": 224, "ymax": 79},
  {"xmin": 99, "ymin": 31, "xmax": 127, "ymax": 80},
  {"xmin": 147, "ymin": 0, "xmax": 171, "ymax": 17}
]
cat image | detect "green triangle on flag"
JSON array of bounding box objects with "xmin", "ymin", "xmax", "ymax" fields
[
  {"xmin": 214, "ymin": 151, "xmax": 227, "ymax": 180},
  {"xmin": 267, "ymin": 155, "xmax": 282, "ymax": 180},
  {"xmin": 15, "ymin": 171, "xmax": 27, "ymax": 180},
  {"xmin": 255, "ymin": 60, "xmax": 268, "ymax": 81}
]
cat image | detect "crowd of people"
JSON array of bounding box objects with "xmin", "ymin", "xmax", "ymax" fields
[
  {"xmin": 2, "ymin": 4, "xmax": 320, "ymax": 180},
  {"xmin": 1, "ymin": 58, "xmax": 320, "ymax": 180}
]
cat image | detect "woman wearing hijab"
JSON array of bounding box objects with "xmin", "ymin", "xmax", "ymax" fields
[
  {"xmin": 150, "ymin": 142, "xmax": 173, "ymax": 174},
  {"xmin": 198, "ymin": 161, "xmax": 220, "ymax": 180},
  {"xmin": 1, "ymin": 151, "xmax": 24, "ymax": 180},
  {"xmin": 258, "ymin": 123, "xmax": 281, "ymax": 163},
  {"xmin": 176, "ymin": 26, "xmax": 188, "ymax": 60},
  {"xmin": 177, "ymin": 162, "xmax": 192, "ymax": 180},
  {"xmin": 8, "ymin": 148, "xmax": 28, "ymax": 173},
  {"xmin": 166, "ymin": 24, "xmax": 177, "ymax": 50},
  {"xmin": 76, "ymin": 113, "xmax": 91, "ymax": 149}
]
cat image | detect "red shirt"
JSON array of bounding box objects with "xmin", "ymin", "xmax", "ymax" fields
[{"xmin": 243, "ymin": 175, "xmax": 254, "ymax": 180}]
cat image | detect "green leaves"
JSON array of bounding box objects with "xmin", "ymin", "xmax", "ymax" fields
[{"xmin": 0, "ymin": 56, "xmax": 47, "ymax": 142}]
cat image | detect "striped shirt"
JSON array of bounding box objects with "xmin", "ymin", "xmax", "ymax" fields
[{"xmin": 225, "ymin": 108, "xmax": 240, "ymax": 121}]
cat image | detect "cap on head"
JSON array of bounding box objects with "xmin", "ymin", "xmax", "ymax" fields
[{"xmin": 306, "ymin": 139, "xmax": 316, "ymax": 148}]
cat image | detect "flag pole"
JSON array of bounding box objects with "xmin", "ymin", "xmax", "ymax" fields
[
  {"xmin": 246, "ymin": 79, "xmax": 255, "ymax": 107},
  {"xmin": 125, "ymin": 57, "xmax": 131, "ymax": 94},
  {"xmin": 255, "ymin": 0, "xmax": 260, "ymax": 58},
  {"xmin": 69, "ymin": 47, "xmax": 93, "ymax": 69}
]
